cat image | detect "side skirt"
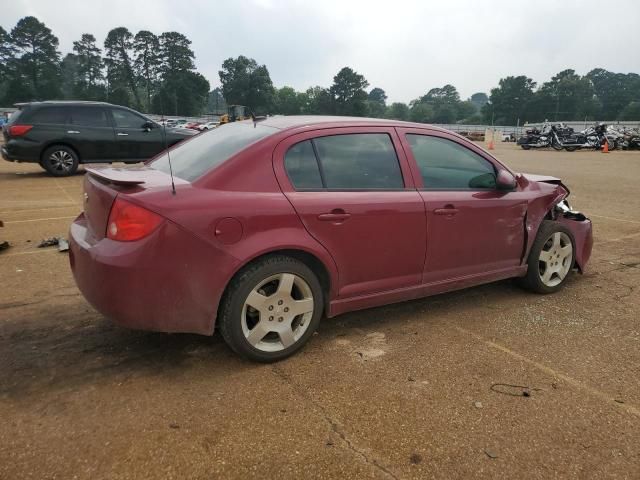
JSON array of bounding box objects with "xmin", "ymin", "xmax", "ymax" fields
[{"xmin": 328, "ymin": 265, "xmax": 527, "ymax": 318}]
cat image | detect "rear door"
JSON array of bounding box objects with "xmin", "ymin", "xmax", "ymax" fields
[
  {"xmin": 109, "ymin": 107, "xmax": 163, "ymax": 160},
  {"xmin": 273, "ymin": 127, "xmax": 426, "ymax": 298},
  {"xmin": 68, "ymin": 106, "xmax": 115, "ymax": 161},
  {"xmin": 397, "ymin": 128, "xmax": 527, "ymax": 283}
]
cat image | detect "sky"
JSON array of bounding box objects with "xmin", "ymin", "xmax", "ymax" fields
[{"xmin": 3, "ymin": 0, "xmax": 640, "ymax": 103}]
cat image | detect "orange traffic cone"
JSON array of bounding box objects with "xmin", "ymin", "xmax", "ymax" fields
[
  {"xmin": 488, "ymin": 139, "xmax": 495, "ymax": 150},
  {"xmin": 602, "ymin": 139, "xmax": 609, "ymax": 153}
]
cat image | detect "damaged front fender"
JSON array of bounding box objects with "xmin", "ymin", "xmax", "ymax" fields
[{"xmin": 553, "ymin": 200, "xmax": 593, "ymax": 273}]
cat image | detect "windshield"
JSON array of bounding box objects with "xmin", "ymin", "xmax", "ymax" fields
[{"xmin": 150, "ymin": 121, "xmax": 277, "ymax": 182}]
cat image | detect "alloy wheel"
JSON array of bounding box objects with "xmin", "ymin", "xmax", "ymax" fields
[
  {"xmin": 241, "ymin": 273, "xmax": 314, "ymax": 352},
  {"xmin": 48, "ymin": 150, "xmax": 74, "ymax": 173},
  {"xmin": 538, "ymin": 232, "xmax": 573, "ymax": 287}
]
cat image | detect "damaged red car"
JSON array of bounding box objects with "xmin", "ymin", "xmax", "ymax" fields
[{"xmin": 69, "ymin": 117, "xmax": 593, "ymax": 362}]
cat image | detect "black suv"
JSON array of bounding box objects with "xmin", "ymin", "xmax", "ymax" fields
[{"xmin": 1, "ymin": 101, "xmax": 197, "ymax": 176}]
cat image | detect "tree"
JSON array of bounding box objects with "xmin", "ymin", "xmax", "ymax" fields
[
  {"xmin": 470, "ymin": 92, "xmax": 488, "ymax": 110},
  {"xmin": 60, "ymin": 53, "xmax": 80, "ymax": 99},
  {"xmin": 6, "ymin": 16, "xmax": 61, "ymax": 102},
  {"xmin": 0, "ymin": 26, "xmax": 14, "ymax": 78},
  {"xmin": 104, "ymin": 27, "xmax": 139, "ymax": 107},
  {"xmin": 409, "ymin": 102, "xmax": 434, "ymax": 123},
  {"xmin": 274, "ymin": 86, "xmax": 305, "ymax": 115},
  {"xmin": 618, "ymin": 101, "xmax": 640, "ymax": 120},
  {"xmin": 219, "ymin": 56, "xmax": 275, "ymax": 114},
  {"xmin": 134, "ymin": 31, "xmax": 160, "ymax": 110},
  {"xmin": 537, "ymin": 69, "xmax": 596, "ymax": 121},
  {"xmin": 208, "ymin": 87, "xmax": 227, "ymax": 114},
  {"xmin": 483, "ymin": 75, "xmax": 536, "ymax": 124},
  {"xmin": 385, "ymin": 102, "xmax": 409, "ymax": 120},
  {"xmin": 587, "ymin": 68, "xmax": 640, "ymax": 119},
  {"xmin": 72, "ymin": 34, "xmax": 104, "ymax": 100},
  {"xmin": 367, "ymin": 87, "xmax": 387, "ymax": 117},
  {"xmin": 302, "ymin": 86, "xmax": 334, "ymax": 114},
  {"xmin": 330, "ymin": 67, "xmax": 369, "ymax": 116},
  {"xmin": 153, "ymin": 70, "xmax": 209, "ymax": 116}
]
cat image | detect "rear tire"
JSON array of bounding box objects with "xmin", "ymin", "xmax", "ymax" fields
[
  {"xmin": 217, "ymin": 255, "xmax": 323, "ymax": 362},
  {"xmin": 519, "ymin": 220, "xmax": 575, "ymax": 294},
  {"xmin": 41, "ymin": 145, "xmax": 79, "ymax": 177},
  {"xmin": 521, "ymin": 145, "xmax": 531, "ymax": 150},
  {"xmin": 564, "ymin": 146, "xmax": 577, "ymax": 152}
]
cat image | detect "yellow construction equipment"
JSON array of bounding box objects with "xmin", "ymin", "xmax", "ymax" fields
[{"xmin": 219, "ymin": 105, "xmax": 250, "ymax": 124}]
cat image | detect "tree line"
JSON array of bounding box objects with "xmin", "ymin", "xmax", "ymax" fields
[
  {"xmin": 0, "ymin": 16, "xmax": 209, "ymax": 115},
  {"xmin": 2, "ymin": 16, "xmax": 639, "ymax": 123}
]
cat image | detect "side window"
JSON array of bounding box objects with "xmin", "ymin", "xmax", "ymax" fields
[
  {"xmin": 313, "ymin": 133, "xmax": 404, "ymax": 189},
  {"xmin": 70, "ymin": 107, "xmax": 109, "ymax": 127},
  {"xmin": 112, "ymin": 109, "xmax": 146, "ymax": 129},
  {"xmin": 284, "ymin": 140, "xmax": 323, "ymax": 189},
  {"xmin": 29, "ymin": 107, "xmax": 68, "ymax": 124},
  {"xmin": 407, "ymin": 135, "xmax": 496, "ymax": 190}
]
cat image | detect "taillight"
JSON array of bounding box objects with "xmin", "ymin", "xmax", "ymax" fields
[
  {"xmin": 9, "ymin": 125, "xmax": 33, "ymax": 137},
  {"xmin": 106, "ymin": 198, "xmax": 163, "ymax": 242}
]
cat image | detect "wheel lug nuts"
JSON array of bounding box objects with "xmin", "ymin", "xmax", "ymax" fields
[
  {"xmin": 268, "ymin": 306, "xmax": 274, "ymax": 311},
  {"xmin": 278, "ymin": 300, "xmax": 284, "ymax": 305},
  {"xmin": 278, "ymin": 317, "xmax": 283, "ymax": 322},
  {"xmin": 284, "ymin": 307, "xmax": 289, "ymax": 312},
  {"xmin": 269, "ymin": 316, "xmax": 274, "ymax": 321}
]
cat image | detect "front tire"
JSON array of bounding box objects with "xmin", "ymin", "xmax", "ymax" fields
[
  {"xmin": 520, "ymin": 220, "xmax": 575, "ymax": 294},
  {"xmin": 217, "ymin": 255, "xmax": 323, "ymax": 362},
  {"xmin": 41, "ymin": 145, "xmax": 79, "ymax": 176}
]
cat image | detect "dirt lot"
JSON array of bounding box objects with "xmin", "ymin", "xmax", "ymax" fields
[{"xmin": 0, "ymin": 143, "xmax": 639, "ymax": 479}]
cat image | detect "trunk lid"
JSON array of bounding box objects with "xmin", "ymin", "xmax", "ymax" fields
[{"xmin": 83, "ymin": 166, "xmax": 188, "ymax": 240}]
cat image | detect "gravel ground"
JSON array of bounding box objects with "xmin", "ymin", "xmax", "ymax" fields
[{"xmin": 0, "ymin": 143, "xmax": 639, "ymax": 479}]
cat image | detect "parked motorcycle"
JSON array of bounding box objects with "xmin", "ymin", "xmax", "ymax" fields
[
  {"xmin": 517, "ymin": 122, "xmax": 558, "ymax": 150},
  {"xmin": 555, "ymin": 123, "xmax": 609, "ymax": 152}
]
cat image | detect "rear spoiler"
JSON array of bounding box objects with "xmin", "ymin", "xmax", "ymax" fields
[
  {"xmin": 85, "ymin": 167, "xmax": 189, "ymax": 187},
  {"xmin": 86, "ymin": 167, "xmax": 146, "ymax": 185}
]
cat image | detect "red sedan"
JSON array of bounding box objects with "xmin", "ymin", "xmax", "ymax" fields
[{"xmin": 69, "ymin": 116, "xmax": 593, "ymax": 362}]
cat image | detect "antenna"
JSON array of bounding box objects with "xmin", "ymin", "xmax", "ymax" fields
[{"xmin": 159, "ymin": 97, "xmax": 176, "ymax": 195}]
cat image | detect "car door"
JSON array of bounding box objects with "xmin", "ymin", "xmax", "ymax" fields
[
  {"xmin": 67, "ymin": 106, "xmax": 115, "ymax": 161},
  {"xmin": 397, "ymin": 128, "xmax": 527, "ymax": 284},
  {"xmin": 273, "ymin": 127, "xmax": 426, "ymax": 298},
  {"xmin": 109, "ymin": 108, "xmax": 163, "ymax": 160}
]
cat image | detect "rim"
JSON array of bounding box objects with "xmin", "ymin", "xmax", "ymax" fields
[
  {"xmin": 538, "ymin": 232, "xmax": 573, "ymax": 287},
  {"xmin": 241, "ymin": 273, "xmax": 314, "ymax": 353},
  {"xmin": 48, "ymin": 150, "xmax": 74, "ymax": 172}
]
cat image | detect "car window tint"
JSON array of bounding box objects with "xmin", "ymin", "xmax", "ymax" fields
[
  {"xmin": 150, "ymin": 121, "xmax": 276, "ymax": 182},
  {"xmin": 407, "ymin": 135, "xmax": 496, "ymax": 190},
  {"xmin": 112, "ymin": 109, "xmax": 146, "ymax": 128},
  {"xmin": 284, "ymin": 140, "xmax": 323, "ymax": 189},
  {"xmin": 29, "ymin": 107, "xmax": 68, "ymax": 124},
  {"xmin": 70, "ymin": 107, "xmax": 109, "ymax": 127},
  {"xmin": 313, "ymin": 133, "xmax": 404, "ymax": 189}
]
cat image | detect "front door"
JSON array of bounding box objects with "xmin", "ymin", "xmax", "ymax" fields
[
  {"xmin": 109, "ymin": 108, "xmax": 163, "ymax": 160},
  {"xmin": 274, "ymin": 128, "xmax": 426, "ymax": 298},
  {"xmin": 67, "ymin": 106, "xmax": 115, "ymax": 161},
  {"xmin": 398, "ymin": 129, "xmax": 527, "ymax": 284}
]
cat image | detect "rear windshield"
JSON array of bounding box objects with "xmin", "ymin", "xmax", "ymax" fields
[{"xmin": 150, "ymin": 121, "xmax": 276, "ymax": 181}]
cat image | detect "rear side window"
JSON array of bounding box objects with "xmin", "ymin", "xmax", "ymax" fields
[
  {"xmin": 313, "ymin": 133, "xmax": 404, "ymax": 190},
  {"xmin": 150, "ymin": 121, "xmax": 276, "ymax": 182},
  {"xmin": 70, "ymin": 107, "xmax": 109, "ymax": 127},
  {"xmin": 29, "ymin": 107, "xmax": 68, "ymax": 124},
  {"xmin": 407, "ymin": 135, "xmax": 496, "ymax": 190},
  {"xmin": 284, "ymin": 140, "xmax": 322, "ymax": 189},
  {"xmin": 112, "ymin": 109, "xmax": 146, "ymax": 128}
]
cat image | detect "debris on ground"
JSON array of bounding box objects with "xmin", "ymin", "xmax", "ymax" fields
[
  {"xmin": 57, "ymin": 238, "xmax": 69, "ymax": 252},
  {"xmin": 474, "ymin": 401, "xmax": 483, "ymax": 409},
  {"xmin": 0, "ymin": 241, "xmax": 9, "ymax": 251},
  {"xmin": 490, "ymin": 383, "xmax": 537, "ymax": 397},
  {"xmin": 484, "ymin": 449, "xmax": 498, "ymax": 459},
  {"xmin": 409, "ymin": 453, "xmax": 423, "ymax": 464},
  {"xmin": 37, "ymin": 237, "xmax": 69, "ymax": 252}
]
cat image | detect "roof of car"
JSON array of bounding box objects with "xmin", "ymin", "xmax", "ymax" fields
[
  {"xmin": 15, "ymin": 101, "xmax": 114, "ymax": 107},
  {"xmin": 257, "ymin": 115, "xmax": 445, "ymax": 132}
]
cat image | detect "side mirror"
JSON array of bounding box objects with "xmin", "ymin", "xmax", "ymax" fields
[
  {"xmin": 142, "ymin": 121, "xmax": 155, "ymax": 131},
  {"xmin": 496, "ymin": 169, "xmax": 517, "ymax": 191}
]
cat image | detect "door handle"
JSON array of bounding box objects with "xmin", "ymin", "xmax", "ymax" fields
[
  {"xmin": 434, "ymin": 205, "xmax": 459, "ymax": 216},
  {"xmin": 67, "ymin": 130, "xmax": 80, "ymax": 134},
  {"xmin": 318, "ymin": 209, "xmax": 351, "ymax": 222},
  {"xmin": 117, "ymin": 132, "xmax": 129, "ymax": 136}
]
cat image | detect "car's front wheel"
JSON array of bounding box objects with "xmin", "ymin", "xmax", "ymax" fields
[
  {"xmin": 218, "ymin": 256, "xmax": 323, "ymax": 362},
  {"xmin": 520, "ymin": 220, "xmax": 575, "ymax": 294},
  {"xmin": 41, "ymin": 145, "xmax": 79, "ymax": 176}
]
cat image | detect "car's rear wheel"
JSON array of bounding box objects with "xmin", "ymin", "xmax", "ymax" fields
[
  {"xmin": 42, "ymin": 145, "xmax": 79, "ymax": 176},
  {"xmin": 520, "ymin": 220, "xmax": 575, "ymax": 294},
  {"xmin": 218, "ymin": 255, "xmax": 323, "ymax": 362}
]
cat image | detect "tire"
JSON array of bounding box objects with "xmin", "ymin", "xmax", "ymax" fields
[
  {"xmin": 217, "ymin": 255, "xmax": 324, "ymax": 362},
  {"xmin": 41, "ymin": 145, "xmax": 79, "ymax": 176},
  {"xmin": 519, "ymin": 220, "xmax": 575, "ymax": 294},
  {"xmin": 521, "ymin": 145, "xmax": 531, "ymax": 150},
  {"xmin": 551, "ymin": 140, "xmax": 563, "ymax": 151},
  {"xmin": 564, "ymin": 146, "xmax": 577, "ymax": 152}
]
